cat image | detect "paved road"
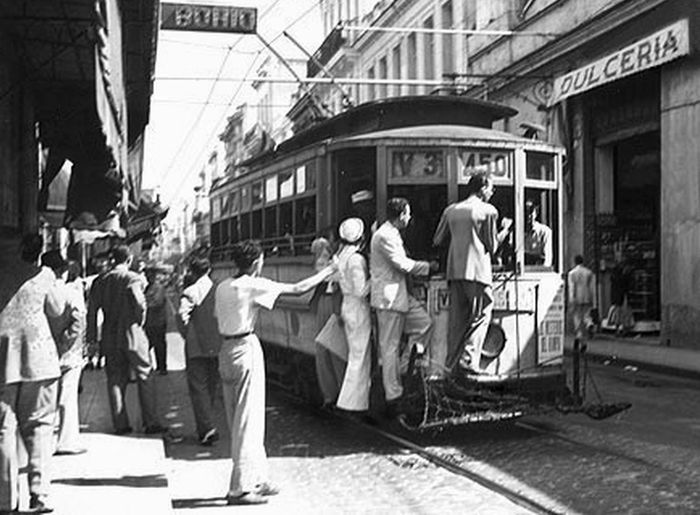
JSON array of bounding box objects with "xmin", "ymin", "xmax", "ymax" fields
[{"xmin": 158, "ymin": 297, "xmax": 700, "ymax": 514}]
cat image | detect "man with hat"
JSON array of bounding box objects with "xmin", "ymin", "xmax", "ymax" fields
[{"xmin": 335, "ymin": 218, "xmax": 372, "ymax": 415}]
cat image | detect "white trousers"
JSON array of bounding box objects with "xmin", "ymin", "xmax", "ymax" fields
[
  {"xmin": 336, "ymin": 297, "xmax": 371, "ymax": 411},
  {"xmin": 55, "ymin": 365, "xmax": 82, "ymax": 452},
  {"xmin": 219, "ymin": 335, "xmax": 268, "ymax": 497}
]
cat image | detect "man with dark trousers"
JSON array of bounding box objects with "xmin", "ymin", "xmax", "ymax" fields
[
  {"xmin": 87, "ymin": 245, "xmax": 164, "ymax": 435},
  {"xmin": 433, "ymin": 172, "xmax": 512, "ymax": 375},
  {"xmin": 177, "ymin": 258, "xmax": 223, "ymax": 446}
]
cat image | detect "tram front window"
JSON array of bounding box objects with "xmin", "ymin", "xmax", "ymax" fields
[
  {"xmin": 388, "ymin": 185, "xmax": 446, "ymax": 261},
  {"xmin": 457, "ymin": 184, "xmax": 515, "ymax": 271}
]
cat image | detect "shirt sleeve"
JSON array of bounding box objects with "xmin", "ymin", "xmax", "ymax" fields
[
  {"xmin": 178, "ymin": 287, "xmax": 197, "ymax": 334},
  {"xmin": 542, "ymin": 226, "xmax": 553, "ymax": 267},
  {"xmin": 380, "ymin": 231, "xmax": 429, "ymax": 276},
  {"xmin": 252, "ymin": 277, "xmax": 284, "ymax": 310},
  {"xmin": 480, "ymin": 209, "xmax": 499, "ymax": 255},
  {"xmin": 432, "ymin": 207, "xmax": 449, "ymax": 246}
]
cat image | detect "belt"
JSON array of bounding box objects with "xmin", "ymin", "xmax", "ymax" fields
[{"xmin": 222, "ymin": 331, "xmax": 253, "ymax": 340}]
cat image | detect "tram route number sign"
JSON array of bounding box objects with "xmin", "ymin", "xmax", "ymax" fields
[{"xmin": 161, "ymin": 3, "xmax": 257, "ymax": 34}]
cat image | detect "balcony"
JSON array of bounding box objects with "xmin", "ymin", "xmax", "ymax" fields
[{"xmin": 307, "ymin": 26, "xmax": 346, "ymax": 77}]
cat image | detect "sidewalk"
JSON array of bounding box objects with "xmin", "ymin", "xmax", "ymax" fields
[{"xmin": 564, "ymin": 332, "xmax": 700, "ymax": 375}]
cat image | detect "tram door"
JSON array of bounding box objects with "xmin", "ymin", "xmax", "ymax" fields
[
  {"xmin": 388, "ymin": 185, "xmax": 446, "ymax": 261},
  {"xmin": 332, "ymin": 148, "xmax": 376, "ymax": 232}
]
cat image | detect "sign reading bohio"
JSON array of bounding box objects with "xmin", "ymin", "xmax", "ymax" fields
[
  {"xmin": 549, "ymin": 19, "xmax": 689, "ymax": 105},
  {"xmin": 161, "ymin": 3, "xmax": 257, "ymax": 34}
]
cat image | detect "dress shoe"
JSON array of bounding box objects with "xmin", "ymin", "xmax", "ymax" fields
[
  {"xmin": 0, "ymin": 508, "xmax": 17, "ymax": 514},
  {"xmin": 255, "ymin": 482, "xmax": 280, "ymax": 496},
  {"xmin": 29, "ymin": 494, "xmax": 53, "ymax": 513},
  {"xmin": 227, "ymin": 492, "xmax": 268, "ymax": 505},
  {"xmin": 144, "ymin": 424, "xmax": 167, "ymax": 435},
  {"xmin": 199, "ymin": 428, "xmax": 219, "ymax": 446},
  {"xmin": 114, "ymin": 426, "xmax": 133, "ymax": 436},
  {"xmin": 54, "ymin": 447, "xmax": 87, "ymax": 456},
  {"xmin": 158, "ymin": 369, "xmax": 168, "ymax": 376}
]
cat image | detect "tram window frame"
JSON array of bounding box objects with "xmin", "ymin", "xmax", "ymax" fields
[
  {"xmin": 264, "ymin": 205, "xmax": 277, "ymax": 239},
  {"xmin": 526, "ymin": 151, "xmax": 556, "ymax": 182},
  {"xmin": 211, "ymin": 196, "xmax": 221, "ymax": 221},
  {"xmin": 240, "ymin": 212, "xmax": 251, "ymax": 240},
  {"xmin": 523, "ymin": 150, "xmax": 559, "ymax": 273},
  {"xmin": 388, "ymin": 147, "xmax": 447, "ymax": 184},
  {"xmin": 229, "ymin": 189, "xmax": 240, "ymax": 215},
  {"xmin": 230, "ymin": 215, "xmax": 239, "ymax": 243},
  {"xmin": 221, "ymin": 218, "xmax": 231, "ymax": 245},
  {"xmin": 251, "ymin": 208, "xmax": 263, "ymax": 239},
  {"xmin": 211, "ymin": 221, "xmax": 221, "ymax": 247},
  {"xmin": 279, "ymin": 170, "xmax": 294, "ymax": 199},
  {"xmin": 240, "ymin": 184, "xmax": 251, "ymax": 212},
  {"xmin": 251, "ymin": 181, "xmax": 264, "ymax": 209}
]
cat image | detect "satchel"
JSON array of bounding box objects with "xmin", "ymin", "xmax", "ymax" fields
[
  {"xmin": 126, "ymin": 323, "xmax": 153, "ymax": 381},
  {"xmin": 314, "ymin": 313, "xmax": 348, "ymax": 361}
]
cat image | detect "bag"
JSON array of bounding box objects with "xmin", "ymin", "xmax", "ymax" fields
[
  {"xmin": 126, "ymin": 323, "xmax": 153, "ymax": 381},
  {"xmin": 314, "ymin": 313, "xmax": 348, "ymax": 361}
]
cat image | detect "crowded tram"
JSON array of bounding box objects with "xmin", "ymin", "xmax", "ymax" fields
[{"xmin": 209, "ymin": 95, "xmax": 567, "ymax": 426}]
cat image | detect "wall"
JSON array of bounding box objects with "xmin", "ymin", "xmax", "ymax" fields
[{"xmin": 660, "ymin": 54, "xmax": 700, "ymax": 348}]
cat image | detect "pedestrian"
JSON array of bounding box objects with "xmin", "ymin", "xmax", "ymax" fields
[
  {"xmin": 40, "ymin": 251, "xmax": 87, "ymax": 456},
  {"xmin": 86, "ymin": 245, "xmax": 164, "ymax": 435},
  {"xmin": 567, "ymin": 255, "xmax": 597, "ymax": 341},
  {"xmin": 85, "ymin": 256, "xmax": 111, "ymax": 369},
  {"xmin": 607, "ymin": 254, "xmax": 635, "ymax": 334},
  {"xmin": 310, "ymin": 226, "xmax": 345, "ymax": 409},
  {"xmin": 0, "ymin": 232, "xmax": 62, "ymax": 513},
  {"xmin": 177, "ymin": 258, "xmax": 223, "ymax": 446},
  {"xmin": 214, "ymin": 240, "xmax": 336, "ymax": 505},
  {"xmin": 370, "ymin": 198, "xmax": 438, "ymax": 417},
  {"xmin": 433, "ymin": 172, "xmax": 512, "ymax": 375},
  {"xmin": 335, "ymin": 218, "xmax": 372, "ymax": 415},
  {"xmin": 145, "ymin": 267, "xmax": 168, "ymax": 374}
]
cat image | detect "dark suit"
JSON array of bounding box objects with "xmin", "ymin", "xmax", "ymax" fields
[
  {"xmin": 87, "ymin": 263, "xmax": 159, "ymax": 432},
  {"xmin": 433, "ymin": 196, "xmax": 500, "ymax": 371}
]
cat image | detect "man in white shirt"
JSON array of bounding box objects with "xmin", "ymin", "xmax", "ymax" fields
[
  {"xmin": 214, "ymin": 240, "xmax": 336, "ymax": 506},
  {"xmin": 567, "ymin": 255, "xmax": 597, "ymax": 340},
  {"xmin": 370, "ymin": 198, "xmax": 438, "ymax": 415},
  {"xmin": 524, "ymin": 200, "xmax": 553, "ymax": 267}
]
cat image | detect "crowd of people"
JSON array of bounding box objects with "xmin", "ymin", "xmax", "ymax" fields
[{"xmin": 0, "ymin": 171, "xmax": 594, "ymax": 512}]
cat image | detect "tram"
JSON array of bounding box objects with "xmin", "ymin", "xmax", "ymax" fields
[{"xmin": 209, "ymin": 95, "xmax": 567, "ymax": 427}]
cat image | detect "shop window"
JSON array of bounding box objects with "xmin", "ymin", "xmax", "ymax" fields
[
  {"xmin": 240, "ymin": 212, "xmax": 251, "ymax": 240},
  {"xmin": 526, "ymin": 152, "xmax": 555, "ymax": 182},
  {"xmin": 252, "ymin": 209, "xmax": 263, "ymax": 238},
  {"xmin": 264, "ymin": 206, "xmax": 277, "ymax": 238},
  {"xmin": 524, "ymin": 187, "xmax": 558, "ymax": 270}
]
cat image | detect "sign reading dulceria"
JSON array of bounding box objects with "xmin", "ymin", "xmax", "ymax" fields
[
  {"xmin": 549, "ymin": 19, "xmax": 689, "ymax": 105},
  {"xmin": 161, "ymin": 3, "xmax": 257, "ymax": 34}
]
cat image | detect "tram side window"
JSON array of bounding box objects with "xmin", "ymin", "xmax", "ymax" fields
[
  {"xmin": 252, "ymin": 209, "xmax": 263, "ymax": 239},
  {"xmin": 240, "ymin": 212, "xmax": 251, "ymax": 240},
  {"xmin": 211, "ymin": 221, "xmax": 221, "ymax": 247},
  {"xmin": 264, "ymin": 206, "xmax": 277, "ymax": 240},
  {"xmin": 230, "ymin": 216, "xmax": 239, "ymax": 243},
  {"xmin": 278, "ymin": 201, "xmax": 294, "ymax": 256},
  {"xmin": 296, "ymin": 196, "xmax": 316, "ymax": 237},
  {"xmin": 221, "ymin": 218, "xmax": 231, "ymax": 245},
  {"xmin": 524, "ymin": 187, "xmax": 558, "ymax": 270}
]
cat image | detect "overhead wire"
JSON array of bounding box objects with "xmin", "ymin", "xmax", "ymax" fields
[
  {"xmin": 155, "ymin": 0, "xmax": 285, "ymax": 187},
  {"xmin": 159, "ymin": 0, "xmax": 324, "ymax": 202}
]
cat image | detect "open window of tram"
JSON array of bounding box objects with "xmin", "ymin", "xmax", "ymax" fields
[
  {"xmin": 456, "ymin": 148, "xmax": 515, "ymax": 272},
  {"xmin": 333, "ymin": 147, "xmax": 377, "ymax": 234},
  {"xmin": 386, "ymin": 148, "xmax": 447, "ymax": 261},
  {"xmin": 524, "ymin": 151, "xmax": 559, "ymax": 271}
]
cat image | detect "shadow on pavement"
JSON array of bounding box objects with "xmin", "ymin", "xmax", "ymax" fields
[
  {"xmin": 54, "ymin": 474, "xmax": 169, "ymax": 488},
  {"xmin": 171, "ymin": 497, "xmax": 228, "ymax": 509}
]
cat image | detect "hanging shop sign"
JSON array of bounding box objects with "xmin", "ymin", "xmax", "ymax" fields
[
  {"xmin": 161, "ymin": 3, "xmax": 257, "ymax": 34},
  {"xmin": 549, "ymin": 19, "xmax": 689, "ymax": 105}
]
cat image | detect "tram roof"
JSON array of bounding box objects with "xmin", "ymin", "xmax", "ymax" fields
[
  {"xmin": 332, "ymin": 124, "xmax": 542, "ymax": 146},
  {"xmin": 275, "ymin": 95, "xmax": 517, "ymax": 155}
]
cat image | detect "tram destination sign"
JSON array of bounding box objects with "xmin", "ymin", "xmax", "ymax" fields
[
  {"xmin": 549, "ymin": 19, "xmax": 689, "ymax": 105},
  {"xmin": 161, "ymin": 3, "xmax": 257, "ymax": 34}
]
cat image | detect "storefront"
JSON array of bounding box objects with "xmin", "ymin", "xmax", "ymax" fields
[{"xmin": 547, "ymin": 15, "xmax": 700, "ymax": 346}]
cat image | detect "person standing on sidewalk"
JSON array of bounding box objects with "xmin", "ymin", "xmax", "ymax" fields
[
  {"xmin": 87, "ymin": 245, "xmax": 164, "ymax": 436},
  {"xmin": 568, "ymin": 255, "xmax": 597, "ymax": 341},
  {"xmin": 144, "ymin": 268, "xmax": 168, "ymax": 375},
  {"xmin": 370, "ymin": 198, "xmax": 438, "ymax": 416},
  {"xmin": 40, "ymin": 251, "xmax": 87, "ymax": 456},
  {"xmin": 215, "ymin": 240, "xmax": 336, "ymax": 506},
  {"xmin": 0, "ymin": 232, "xmax": 62, "ymax": 514},
  {"xmin": 177, "ymin": 258, "xmax": 222, "ymax": 446}
]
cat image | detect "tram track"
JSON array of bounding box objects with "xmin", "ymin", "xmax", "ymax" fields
[{"xmin": 268, "ymin": 380, "xmax": 565, "ymax": 515}]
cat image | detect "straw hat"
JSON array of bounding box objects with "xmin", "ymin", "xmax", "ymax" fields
[{"xmin": 338, "ymin": 217, "xmax": 365, "ymax": 244}]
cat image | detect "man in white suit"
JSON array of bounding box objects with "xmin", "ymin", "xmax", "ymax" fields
[
  {"xmin": 370, "ymin": 198, "xmax": 438, "ymax": 415},
  {"xmin": 433, "ymin": 172, "xmax": 512, "ymax": 374}
]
